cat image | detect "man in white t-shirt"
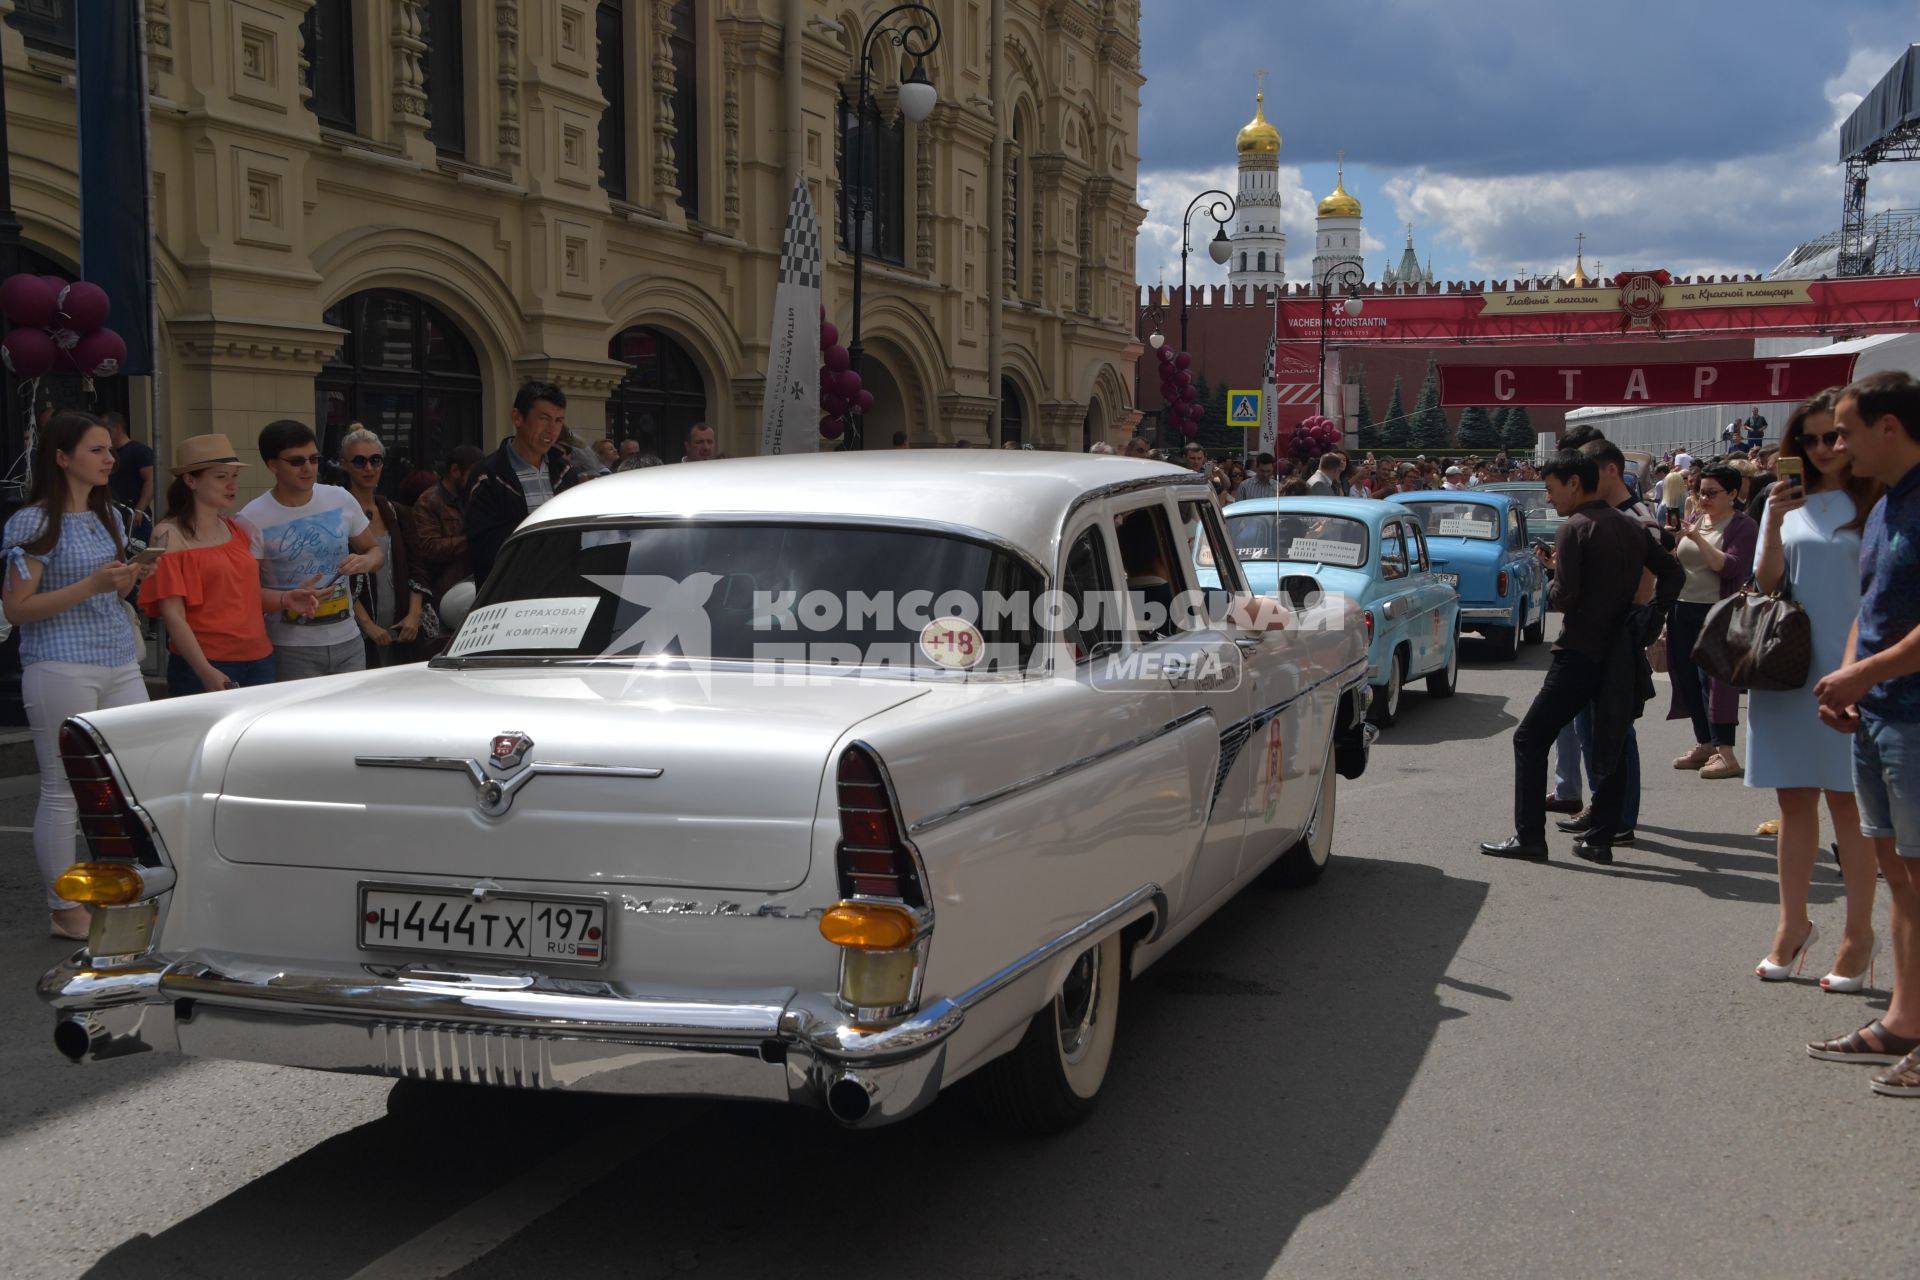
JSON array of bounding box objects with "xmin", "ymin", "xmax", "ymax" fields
[{"xmin": 239, "ymin": 419, "xmax": 385, "ymax": 681}]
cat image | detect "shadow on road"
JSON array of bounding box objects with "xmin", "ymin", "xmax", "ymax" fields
[
  {"xmin": 1385, "ymin": 690, "xmax": 1516, "ymax": 745},
  {"xmin": 76, "ymin": 856, "xmax": 1491, "ymax": 1280}
]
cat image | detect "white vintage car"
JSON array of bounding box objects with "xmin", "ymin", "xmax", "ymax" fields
[{"xmin": 42, "ymin": 453, "xmax": 1372, "ymax": 1131}]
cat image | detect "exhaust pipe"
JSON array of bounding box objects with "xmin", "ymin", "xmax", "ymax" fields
[
  {"xmin": 54, "ymin": 1017, "xmax": 97, "ymax": 1061},
  {"xmin": 824, "ymin": 1073, "xmax": 873, "ymax": 1125}
]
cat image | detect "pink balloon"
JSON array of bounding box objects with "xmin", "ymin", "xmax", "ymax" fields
[
  {"xmin": 1, "ymin": 327, "xmax": 57, "ymax": 378},
  {"xmin": 56, "ymin": 281, "xmax": 110, "ymax": 335},
  {"xmin": 1158, "ymin": 347, "xmax": 1175, "ymax": 364},
  {"xmin": 836, "ymin": 370, "xmax": 863, "ymax": 398},
  {"xmin": 822, "ymin": 392, "xmax": 848, "ymax": 415},
  {"xmin": 0, "ymin": 274, "xmax": 58, "ymax": 329},
  {"xmin": 819, "ymin": 417, "xmax": 845, "ymax": 441},
  {"xmin": 1181, "ymin": 385, "xmax": 1198, "ymax": 403},
  {"xmin": 71, "ymin": 327, "xmax": 127, "ymax": 377},
  {"xmin": 38, "ymin": 274, "xmax": 68, "ymax": 294},
  {"xmin": 1176, "ymin": 369, "xmax": 1193, "ymax": 388},
  {"xmin": 1180, "ymin": 422, "xmax": 1198, "ymax": 438},
  {"xmin": 824, "ymin": 344, "xmax": 851, "ymax": 372},
  {"xmin": 855, "ymin": 389, "xmax": 875, "ymax": 413},
  {"xmin": 819, "ymin": 321, "xmax": 839, "ymax": 350},
  {"xmin": 1174, "ymin": 352, "xmax": 1192, "ymax": 371}
]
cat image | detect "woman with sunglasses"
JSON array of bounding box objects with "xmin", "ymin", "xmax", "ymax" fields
[
  {"xmin": 1746, "ymin": 391, "xmax": 1885, "ymax": 987},
  {"xmin": 1665, "ymin": 462, "xmax": 1759, "ymax": 779},
  {"xmin": 339, "ymin": 428, "xmax": 427, "ymax": 666}
]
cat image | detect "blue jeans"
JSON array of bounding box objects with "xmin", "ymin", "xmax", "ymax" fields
[
  {"xmin": 1550, "ymin": 706, "xmax": 1641, "ymax": 828},
  {"xmin": 166, "ymin": 652, "xmax": 277, "ymax": 696},
  {"xmin": 1853, "ymin": 713, "xmax": 1920, "ymax": 857}
]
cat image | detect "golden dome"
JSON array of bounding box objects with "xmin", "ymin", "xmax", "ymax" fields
[
  {"xmin": 1237, "ymin": 92, "xmax": 1281, "ymax": 156},
  {"xmin": 1317, "ymin": 158, "xmax": 1361, "ymax": 218}
]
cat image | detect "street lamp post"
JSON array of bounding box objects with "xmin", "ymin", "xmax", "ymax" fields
[
  {"xmin": 1135, "ymin": 304, "xmax": 1165, "ymax": 434},
  {"xmin": 1317, "ymin": 260, "xmax": 1364, "ymax": 419},
  {"xmin": 845, "ymin": 3, "xmax": 941, "ymax": 448},
  {"xmin": 1178, "ymin": 189, "xmax": 1235, "ymax": 352}
]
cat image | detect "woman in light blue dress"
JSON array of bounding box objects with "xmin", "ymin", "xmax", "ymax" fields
[{"xmin": 1747, "ymin": 392, "xmax": 1883, "ymax": 990}]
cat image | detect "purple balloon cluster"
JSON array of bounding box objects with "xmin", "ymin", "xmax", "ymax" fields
[
  {"xmin": 1288, "ymin": 413, "xmax": 1342, "ymax": 462},
  {"xmin": 1156, "ymin": 347, "xmax": 1202, "ymax": 438},
  {"xmin": 817, "ymin": 310, "xmax": 875, "ymax": 441},
  {"xmin": 0, "ymin": 274, "xmax": 127, "ymax": 381}
]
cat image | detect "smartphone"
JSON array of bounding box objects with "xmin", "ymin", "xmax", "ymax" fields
[
  {"xmin": 131, "ymin": 546, "xmax": 167, "ymax": 568},
  {"xmin": 1775, "ymin": 457, "xmax": 1804, "ymax": 494},
  {"xmin": 1665, "ymin": 509, "xmax": 1681, "ymax": 530}
]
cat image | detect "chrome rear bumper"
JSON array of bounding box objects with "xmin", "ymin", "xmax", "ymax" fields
[
  {"xmin": 38, "ymin": 952, "xmax": 944, "ymax": 1127},
  {"xmin": 1458, "ymin": 606, "xmax": 1515, "ymax": 623},
  {"xmin": 40, "ymin": 884, "xmax": 1164, "ymax": 1128}
]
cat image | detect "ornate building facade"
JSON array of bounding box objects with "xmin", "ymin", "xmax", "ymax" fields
[{"xmin": 1, "ymin": 0, "xmax": 1147, "ymax": 488}]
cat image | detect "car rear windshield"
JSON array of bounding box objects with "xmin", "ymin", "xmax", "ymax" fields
[
  {"xmin": 1225, "ymin": 512, "xmax": 1369, "ymax": 568},
  {"xmin": 439, "ymin": 522, "xmax": 1044, "ymax": 670},
  {"xmin": 1405, "ymin": 502, "xmax": 1501, "ymax": 540}
]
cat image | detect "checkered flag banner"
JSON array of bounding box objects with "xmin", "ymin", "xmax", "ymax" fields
[
  {"xmin": 1259, "ymin": 330, "xmax": 1279, "ymax": 456},
  {"xmin": 761, "ymin": 178, "xmax": 823, "ymax": 455}
]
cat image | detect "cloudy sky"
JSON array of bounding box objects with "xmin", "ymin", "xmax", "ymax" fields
[{"xmin": 1136, "ymin": 0, "xmax": 1920, "ymax": 290}]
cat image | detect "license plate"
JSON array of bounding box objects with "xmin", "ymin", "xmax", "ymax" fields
[
  {"xmin": 1436, "ymin": 573, "xmax": 1459, "ymax": 587},
  {"xmin": 359, "ymin": 887, "xmax": 607, "ymax": 965}
]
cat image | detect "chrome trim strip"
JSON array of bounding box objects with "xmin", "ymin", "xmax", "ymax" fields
[
  {"xmin": 907, "ymin": 705, "xmax": 1213, "ymax": 836},
  {"xmin": 354, "ymin": 755, "xmax": 664, "ymax": 818},
  {"xmin": 1060, "ymin": 473, "xmax": 1210, "ymax": 531}
]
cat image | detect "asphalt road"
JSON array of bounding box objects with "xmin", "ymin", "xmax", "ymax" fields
[{"xmin": 3, "ymin": 640, "xmax": 1916, "ymax": 1279}]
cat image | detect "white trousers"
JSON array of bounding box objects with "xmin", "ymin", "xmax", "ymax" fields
[{"xmin": 23, "ymin": 661, "xmax": 149, "ymax": 910}]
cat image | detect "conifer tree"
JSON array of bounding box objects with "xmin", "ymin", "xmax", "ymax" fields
[
  {"xmin": 1379, "ymin": 374, "xmax": 1410, "ymax": 448},
  {"xmin": 1410, "ymin": 354, "xmax": 1453, "ymax": 448},
  {"xmin": 1502, "ymin": 404, "xmax": 1536, "ymax": 450},
  {"xmin": 1456, "ymin": 405, "xmax": 1500, "ymax": 450}
]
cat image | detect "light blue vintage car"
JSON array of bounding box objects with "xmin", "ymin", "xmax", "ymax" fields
[
  {"xmin": 1388, "ymin": 490, "xmax": 1548, "ymax": 661},
  {"xmin": 1206, "ymin": 497, "xmax": 1460, "ymax": 727}
]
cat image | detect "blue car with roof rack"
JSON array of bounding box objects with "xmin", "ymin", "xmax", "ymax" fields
[{"xmin": 1388, "ymin": 490, "xmax": 1548, "ymax": 660}]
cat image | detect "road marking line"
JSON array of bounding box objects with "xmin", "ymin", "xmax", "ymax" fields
[
  {"xmin": 348, "ymin": 1106, "xmax": 699, "ymax": 1280},
  {"xmin": 0, "ymin": 825, "xmax": 33, "ymax": 833}
]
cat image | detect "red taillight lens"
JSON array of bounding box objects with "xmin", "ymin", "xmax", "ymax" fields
[
  {"xmin": 58, "ymin": 721, "xmax": 154, "ymax": 863},
  {"xmin": 835, "ymin": 746, "xmax": 924, "ymax": 907},
  {"xmin": 1497, "ymin": 570, "xmax": 1509, "ymax": 597},
  {"xmin": 1363, "ymin": 609, "xmax": 1374, "ymax": 640}
]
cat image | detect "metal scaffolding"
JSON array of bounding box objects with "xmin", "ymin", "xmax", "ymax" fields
[{"xmin": 1771, "ymin": 206, "xmax": 1920, "ymax": 280}]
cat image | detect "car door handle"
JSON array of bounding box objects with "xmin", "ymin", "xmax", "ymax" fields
[{"xmin": 1233, "ymin": 636, "xmax": 1264, "ymax": 654}]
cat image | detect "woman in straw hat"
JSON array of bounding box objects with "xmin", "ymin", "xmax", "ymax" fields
[{"xmin": 144, "ymin": 434, "xmax": 318, "ymax": 695}]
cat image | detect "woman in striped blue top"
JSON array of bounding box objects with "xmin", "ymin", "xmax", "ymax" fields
[{"xmin": 2, "ymin": 412, "xmax": 153, "ymax": 940}]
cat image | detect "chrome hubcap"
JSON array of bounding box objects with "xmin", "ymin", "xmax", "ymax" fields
[{"xmin": 1056, "ymin": 944, "xmax": 1102, "ymax": 1065}]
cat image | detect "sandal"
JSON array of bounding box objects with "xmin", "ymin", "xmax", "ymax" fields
[
  {"xmin": 1807, "ymin": 1020, "xmax": 1920, "ymax": 1064},
  {"xmin": 1871, "ymin": 1047, "xmax": 1920, "ymax": 1098}
]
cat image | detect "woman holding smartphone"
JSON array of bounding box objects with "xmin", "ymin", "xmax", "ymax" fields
[
  {"xmin": 0, "ymin": 411, "xmax": 151, "ymax": 940},
  {"xmin": 144, "ymin": 434, "xmax": 318, "ymax": 694},
  {"xmin": 1665, "ymin": 462, "xmax": 1758, "ymax": 779},
  {"xmin": 1746, "ymin": 391, "xmax": 1885, "ymax": 988}
]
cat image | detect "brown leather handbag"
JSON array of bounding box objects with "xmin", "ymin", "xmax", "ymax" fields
[{"xmin": 1691, "ymin": 582, "xmax": 1811, "ymax": 691}]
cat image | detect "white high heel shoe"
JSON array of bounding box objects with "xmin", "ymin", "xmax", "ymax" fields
[
  {"xmin": 1820, "ymin": 937, "xmax": 1881, "ymax": 994},
  {"xmin": 1756, "ymin": 922, "xmax": 1818, "ymax": 982}
]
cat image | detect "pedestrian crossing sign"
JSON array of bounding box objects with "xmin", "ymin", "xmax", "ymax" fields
[{"xmin": 1228, "ymin": 390, "xmax": 1262, "ymax": 428}]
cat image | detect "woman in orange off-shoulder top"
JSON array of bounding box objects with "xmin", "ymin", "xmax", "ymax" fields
[{"xmin": 144, "ymin": 435, "xmax": 318, "ymax": 695}]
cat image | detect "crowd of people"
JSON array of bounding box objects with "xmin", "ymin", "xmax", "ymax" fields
[
  {"xmin": 1481, "ymin": 372, "xmax": 1920, "ymax": 1102},
  {"xmin": 6, "ymin": 376, "xmax": 1916, "ymax": 1101}
]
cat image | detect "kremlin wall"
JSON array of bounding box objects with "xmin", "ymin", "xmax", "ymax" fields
[{"xmin": 1138, "ymin": 86, "xmax": 1752, "ymax": 453}]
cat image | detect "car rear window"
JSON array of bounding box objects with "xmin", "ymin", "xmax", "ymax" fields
[
  {"xmin": 441, "ymin": 522, "xmax": 1044, "ymax": 670},
  {"xmin": 1226, "ymin": 512, "xmax": 1369, "ymax": 568},
  {"xmin": 1405, "ymin": 502, "xmax": 1501, "ymax": 540}
]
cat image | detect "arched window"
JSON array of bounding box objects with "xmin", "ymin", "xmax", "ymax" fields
[
  {"xmin": 316, "ymin": 290, "xmax": 483, "ymax": 486},
  {"xmin": 1240, "ymin": 253, "xmax": 1248, "ymax": 272},
  {"xmin": 837, "ymin": 92, "xmax": 905, "ymax": 265},
  {"xmin": 999, "ymin": 377, "xmax": 1025, "ymax": 447},
  {"xmin": 607, "ymin": 326, "xmax": 709, "ymax": 461},
  {"xmin": 1257, "ymin": 252, "xmax": 1266, "ymax": 273},
  {"xmin": 1010, "ymin": 111, "xmax": 1026, "ymax": 297}
]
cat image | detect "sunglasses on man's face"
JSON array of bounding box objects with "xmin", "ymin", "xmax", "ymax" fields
[
  {"xmin": 347, "ymin": 454, "xmax": 386, "ymax": 468},
  {"xmin": 277, "ymin": 454, "xmax": 322, "ymax": 468}
]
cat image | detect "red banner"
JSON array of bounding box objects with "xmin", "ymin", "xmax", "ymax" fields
[
  {"xmin": 1276, "ymin": 273, "xmax": 1920, "ymax": 347},
  {"xmin": 1438, "ymin": 353, "xmax": 1860, "ymax": 407},
  {"xmin": 1274, "ymin": 342, "xmax": 1319, "ymax": 433}
]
